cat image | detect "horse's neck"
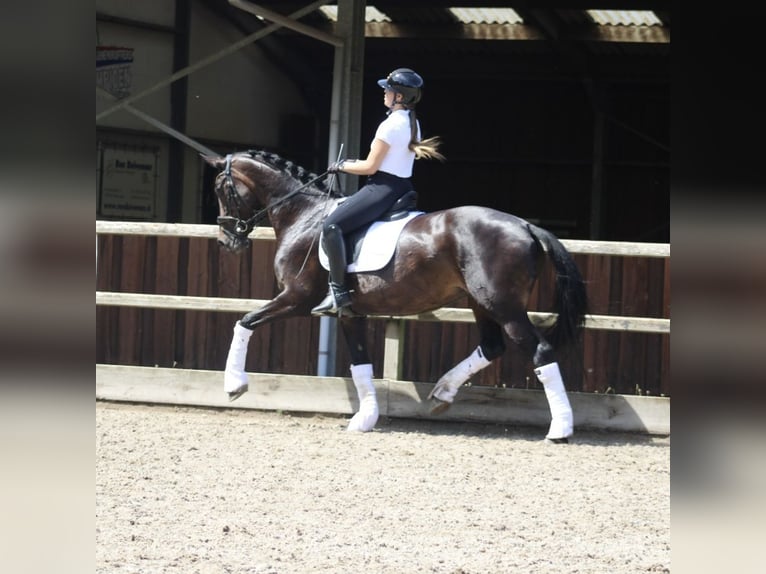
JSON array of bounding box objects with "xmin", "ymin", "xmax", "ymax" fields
[{"xmin": 268, "ymin": 192, "xmax": 328, "ymax": 239}]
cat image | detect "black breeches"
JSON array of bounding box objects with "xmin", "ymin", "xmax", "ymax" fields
[{"xmin": 323, "ymin": 171, "xmax": 412, "ymax": 234}]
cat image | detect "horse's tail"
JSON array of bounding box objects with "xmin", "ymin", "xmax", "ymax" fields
[{"xmin": 527, "ymin": 223, "xmax": 588, "ymax": 349}]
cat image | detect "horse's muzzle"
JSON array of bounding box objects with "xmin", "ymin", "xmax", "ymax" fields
[
  {"xmin": 217, "ymin": 227, "xmax": 252, "ymax": 252},
  {"xmin": 217, "ymin": 215, "xmax": 253, "ymax": 235},
  {"xmin": 217, "ymin": 216, "xmax": 254, "ymax": 252}
]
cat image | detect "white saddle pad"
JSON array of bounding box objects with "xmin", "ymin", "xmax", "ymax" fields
[{"xmin": 319, "ymin": 211, "xmax": 424, "ymax": 273}]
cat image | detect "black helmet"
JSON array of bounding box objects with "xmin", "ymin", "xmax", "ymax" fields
[{"xmin": 377, "ymin": 68, "xmax": 423, "ymax": 107}]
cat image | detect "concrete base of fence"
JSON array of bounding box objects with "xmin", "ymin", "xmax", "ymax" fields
[{"xmin": 96, "ymin": 364, "xmax": 670, "ymax": 435}]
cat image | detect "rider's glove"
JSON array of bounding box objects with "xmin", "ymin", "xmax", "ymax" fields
[{"xmin": 327, "ymin": 160, "xmax": 345, "ymax": 174}]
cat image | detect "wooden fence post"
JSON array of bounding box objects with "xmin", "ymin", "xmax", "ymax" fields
[{"xmin": 383, "ymin": 319, "xmax": 404, "ymax": 379}]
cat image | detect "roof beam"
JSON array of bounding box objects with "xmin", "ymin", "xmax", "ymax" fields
[
  {"xmin": 96, "ymin": 0, "xmax": 330, "ymax": 121},
  {"xmin": 200, "ymin": 0, "xmax": 330, "ymax": 114},
  {"xmin": 229, "ymin": 0, "xmax": 342, "ymax": 46},
  {"xmin": 96, "ymin": 86, "xmax": 219, "ymax": 157}
]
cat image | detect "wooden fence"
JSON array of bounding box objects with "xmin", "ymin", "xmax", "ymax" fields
[{"xmin": 96, "ymin": 221, "xmax": 670, "ymax": 434}]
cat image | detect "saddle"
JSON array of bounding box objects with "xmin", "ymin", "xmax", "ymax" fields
[
  {"xmin": 376, "ymin": 190, "xmax": 419, "ymax": 222},
  {"xmin": 318, "ymin": 190, "xmax": 424, "ymax": 273}
]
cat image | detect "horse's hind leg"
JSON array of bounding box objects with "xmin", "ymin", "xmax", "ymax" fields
[
  {"xmin": 339, "ymin": 316, "xmax": 379, "ymax": 432},
  {"xmin": 504, "ymin": 315, "xmax": 573, "ymax": 442},
  {"xmin": 428, "ymin": 310, "xmax": 504, "ymax": 413},
  {"xmin": 534, "ymin": 361, "xmax": 573, "ymax": 442}
]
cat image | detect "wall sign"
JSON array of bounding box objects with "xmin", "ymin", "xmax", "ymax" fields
[{"xmin": 99, "ymin": 146, "xmax": 158, "ymax": 219}]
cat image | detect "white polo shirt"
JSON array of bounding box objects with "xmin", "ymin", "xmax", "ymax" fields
[{"xmin": 373, "ymin": 109, "xmax": 420, "ymax": 178}]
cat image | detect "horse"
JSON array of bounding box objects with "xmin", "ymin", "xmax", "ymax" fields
[{"xmin": 203, "ymin": 149, "xmax": 588, "ymax": 442}]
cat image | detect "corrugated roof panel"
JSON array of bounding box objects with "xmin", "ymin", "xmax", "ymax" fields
[
  {"xmin": 587, "ymin": 10, "xmax": 662, "ymax": 27},
  {"xmin": 380, "ymin": 6, "xmax": 457, "ymax": 25},
  {"xmin": 448, "ymin": 7, "xmax": 523, "ymax": 25},
  {"xmin": 318, "ymin": 6, "xmax": 392, "ymax": 23}
]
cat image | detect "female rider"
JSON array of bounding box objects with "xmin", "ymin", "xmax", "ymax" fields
[{"xmin": 312, "ymin": 67, "xmax": 444, "ymax": 315}]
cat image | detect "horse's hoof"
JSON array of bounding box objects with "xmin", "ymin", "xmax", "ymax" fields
[
  {"xmin": 428, "ymin": 398, "xmax": 452, "ymax": 416},
  {"xmin": 228, "ymin": 386, "xmax": 248, "ymax": 402},
  {"xmin": 544, "ymin": 437, "xmax": 570, "ymax": 444}
]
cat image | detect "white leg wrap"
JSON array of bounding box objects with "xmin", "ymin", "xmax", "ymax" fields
[
  {"xmin": 347, "ymin": 363, "xmax": 379, "ymax": 432},
  {"xmin": 429, "ymin": 347, "xmax": 492, "ymax": 403},
  {"xmin": 224, "ymin": 322, "xmax": 253, "ymax": 393},
  {"xmin": 535, "ymin": 362, "xmax": 573, "ymax": 439}
]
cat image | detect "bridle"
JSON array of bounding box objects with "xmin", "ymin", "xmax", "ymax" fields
[{"xmin": 215, "ymin": 153, "xmax": 335, "ymax": 242}]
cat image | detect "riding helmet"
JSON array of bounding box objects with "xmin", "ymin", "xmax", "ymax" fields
[{"xmin": 377, "ymin": 68, "xmax": 423, "ymax": 107}]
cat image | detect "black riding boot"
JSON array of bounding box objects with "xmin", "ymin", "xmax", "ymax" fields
[{"xmin": 311, "ymin": 224, "xmax": 352, "ymax": 316}]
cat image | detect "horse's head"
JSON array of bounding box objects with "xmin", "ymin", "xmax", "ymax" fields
[
  {"xmin": 205, "ymin": 150, "xmax": 337, "ymax": 253},
  {"xmin": 203, "ymin": 152, "xmax": 281, "ymax": 252}
]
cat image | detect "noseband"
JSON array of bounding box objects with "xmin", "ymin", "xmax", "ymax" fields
[{"xmin": 216, "ymin": 153, "xmax": 337, "ymax": 242}]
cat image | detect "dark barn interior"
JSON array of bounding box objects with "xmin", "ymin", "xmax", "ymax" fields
[{"xmin": 201, "ymin": 0, "xmax": 669, "ymax": 242}]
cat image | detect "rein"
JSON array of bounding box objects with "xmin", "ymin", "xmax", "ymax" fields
[{"xmin": 216, "ymin": 153, "xmax": 335, "ymax": 239}]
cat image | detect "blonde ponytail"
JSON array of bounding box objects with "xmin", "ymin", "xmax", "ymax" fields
[{"xmin": 408, "ymin": 109, "xmax": 445, "ymax": 161}]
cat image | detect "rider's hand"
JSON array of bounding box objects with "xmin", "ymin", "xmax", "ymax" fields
[{"xmin": 327, "ymin": 160, "xmax": 345, "ymax": 174}]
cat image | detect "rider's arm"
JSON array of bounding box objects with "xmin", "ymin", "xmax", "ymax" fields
[{"xmin": 339, "ymin": 138, "xmax": 389, "ymax": 176}]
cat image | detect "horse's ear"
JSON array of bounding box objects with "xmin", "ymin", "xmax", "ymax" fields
[{"xmin": 201, "ymin": 154, "xmax": 224, "ymax": 169}]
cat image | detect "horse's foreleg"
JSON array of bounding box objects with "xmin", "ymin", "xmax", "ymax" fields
[
  {"xmin": 224, "ymin": 322, "xmax": 252, "ymax": 400},
  {"xmin": 224, "ymin": 293, "xmax": 307, "ymax": 402},
  {"xmin": 347, "ymin": 363, "xmax": 379, "ymax": 432}
]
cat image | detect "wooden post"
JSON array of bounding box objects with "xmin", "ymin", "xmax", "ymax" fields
[{"xmin": 383, "ymin": 319, "xmax": 404, "ymax": 380}]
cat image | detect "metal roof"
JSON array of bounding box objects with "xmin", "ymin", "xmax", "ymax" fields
[
  {"xmin": 221, "ymin": 2, "xmax": 670, "ymax": 39},
  {"xmin": 586, "ymin": 9, "xmax": 662, "ymax": 27},
  {"xmin": 319, "ymin": 6, "xmax": 663, "ymax": 28},
  {"xmin": 307, "ymin": 2, "xmax": 667, "ymax": 57},
  {"xmin": 205, "ymin": 1, "xmax": 670, "ymax": 86}
]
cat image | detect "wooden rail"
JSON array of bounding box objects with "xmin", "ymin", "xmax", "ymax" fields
[
  {"xmin": 95, "ymin": 291, "xmax": 670, "ymax": 334},
  {"xmin": 96, "ymin": 220, "xmax": 671, "ymax": 257}
]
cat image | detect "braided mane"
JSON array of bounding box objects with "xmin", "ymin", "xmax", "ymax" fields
[{"xmin": 245, "ymin": 149, "xmax": 330, "ymax": 193}]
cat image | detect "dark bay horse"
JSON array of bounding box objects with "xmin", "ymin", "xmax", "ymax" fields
[{"xmin": 204, "ymin": 150, "xmax": 587, "ymax": 442}]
